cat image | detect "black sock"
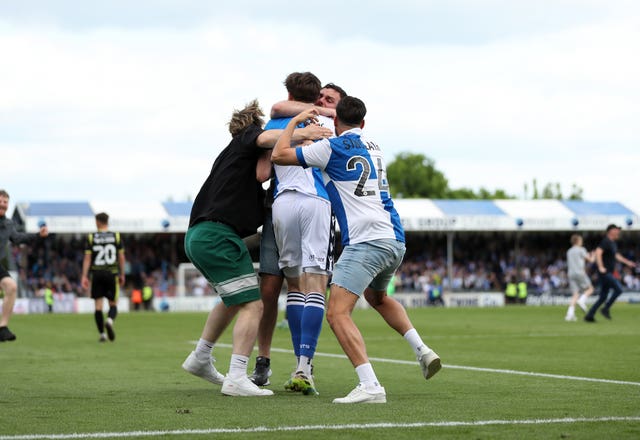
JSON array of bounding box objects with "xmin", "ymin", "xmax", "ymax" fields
[
  {"xmin": 108, "ymin": 306, "xmax": 118, "ymax": 321},
  {"xmin": 94, "ymin": 311, "xmax": 104, "ymax": 333}
]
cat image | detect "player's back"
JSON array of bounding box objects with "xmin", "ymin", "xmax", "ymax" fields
[
  {"xmin": 86, "ymin": 231, "xmax": 122, "ymax": 273},
  {"xmin": 566, "ymin": 245, "xmax": 586, "ymax": 275},
  {"xmin": 323, "ymin": 130, "xmax": 404, "ymax": 246}
]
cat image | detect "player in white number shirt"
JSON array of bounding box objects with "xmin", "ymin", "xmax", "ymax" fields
[{"xmin": 272, "ymin": 96, "xmax": 442, "ymax": 403}]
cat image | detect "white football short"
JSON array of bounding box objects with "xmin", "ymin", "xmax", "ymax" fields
[{"xmin": 272, "ymin": 190, "xmax": 332, "ymax": 278}]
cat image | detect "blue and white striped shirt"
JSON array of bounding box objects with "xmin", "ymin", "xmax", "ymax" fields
[
  {"xmin": 296, "ymin": 128, "xmax": 404, "ymax": 246},
  {"xmin": 265, "ymin": 116, "xmax": 333, "ymax": 201}
]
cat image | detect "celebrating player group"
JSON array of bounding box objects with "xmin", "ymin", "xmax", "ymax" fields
[{"xmin": 180, "ymin": 72, "xmax": 441, "ymax": 403}]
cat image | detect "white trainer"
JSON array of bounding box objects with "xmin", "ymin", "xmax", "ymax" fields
[
  {"xmin": 577, "ymin": 298, "xmax": 588, "ymax": 313},
  {"xmin": 565, "ymin": 314, "xmax": 577, "ymax": 322},
  {"xmin": 221, "ymin": 376, "xmax": 274, "ymax": 396},
  {"xmin": 333, "ymin": 384, "xmax": 386, "ymax": 404},
  {"xmin": 182, "ymin": 351, "xmax": 225, "ymax": 385},
  {"xmin": 105, "ymin": 318, "xmax": 115, "ymax": 341},
  {"xmin": 417, "ymin": 346, "xmax": 442, "ymax": 380}
]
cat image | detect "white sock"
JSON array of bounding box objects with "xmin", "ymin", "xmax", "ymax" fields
[
  {"xmin": 228, "ymin": 354, "xmax": 249, "ymax": 379},
  {"xmin": 195, "ymin": 338, "xmax": 214, "ymax": 359},
  {"xmin": 567, "ymin": 305, "xmax": 575, "ymax": 316},
  {"xmin": 578, "ymin": 294, "xmax": 586, "ymax": 303},
  {"xmin": 403, "ymin": 328, "xmax": 430, "ymax": 356},
  {"xmin": 355, "ymin": 363, "xmax": 382, "ymax": 390},
  {"xmin": 297, "ymin": 355, "xmax": 312, "ymax": 376}
]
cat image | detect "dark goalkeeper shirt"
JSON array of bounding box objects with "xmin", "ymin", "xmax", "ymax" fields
[{"xmin": 188, "ymin": 124, "xmax": 266, "ymax": 238}]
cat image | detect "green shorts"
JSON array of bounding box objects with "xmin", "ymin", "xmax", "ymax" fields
[{"xmin": 184, "ymin": 221, "xmax": 260, "ymax": 306}]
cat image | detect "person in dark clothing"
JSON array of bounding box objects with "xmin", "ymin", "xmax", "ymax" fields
[
  {"xmin": 584, "ymin": 224, "xmax": 636, "ymax": 322},
  {"xmin": 180, "ymin": 100, "xmax": 331, "ymax": 397},
  {"xmin": 0, "ymin": 189, "xmax": 48, "ymax": 341},
  {"xmin": 81, "ymin": 212, "xmax": 125, "ymax": 342}
]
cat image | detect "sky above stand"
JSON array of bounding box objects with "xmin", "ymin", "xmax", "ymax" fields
[{"xmin": 2, "ymin": 0, "xmax": 639, "ymax": 214}]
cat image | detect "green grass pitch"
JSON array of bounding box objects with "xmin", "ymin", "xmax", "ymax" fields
[{"xmin": 1, "ymin": 304, "xmax": 639, "ymax": 439}]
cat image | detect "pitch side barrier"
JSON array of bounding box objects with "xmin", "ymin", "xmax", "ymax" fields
[
  {"xmin": 391, "ymin": 291, "xmax": 640, "ymax": 308},
  {"xmin": 5, "ymin": 292, "xmax": 640, "ymax": 315},
  {"xmin": 394, "ymin": 292, "xmax": 505, "ymax": 308}
]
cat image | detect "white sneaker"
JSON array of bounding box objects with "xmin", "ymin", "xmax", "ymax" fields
[
  {"xmin": 417, "ymin": 346, "xmax": 442, "ymax": 380},
  {"xmin": 182, "ymin": 351, "xmax": 225, "ymax": 385},
  {"xmin": 577, "ymin": 298, "xmax": 588, "ymax": 313},
  {"xmin": 221, "ymin": 375, "xmax": 274, "ymax": 396},
  {"xmin": 333, "ymin": 384, "xmax": 386, "ymax": 404},
  {"xmin": 565, "ymin": 314, "xmax": 577, "ymax": 322},
  {"xmin": 105, "ymin": 318, "xmax": 115, "ymax": 341}
]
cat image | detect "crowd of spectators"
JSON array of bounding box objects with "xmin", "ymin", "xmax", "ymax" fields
[
  {"xmin": 397, "ymin": 231, "xmax": 639, "ymax": 295},
  {"xmin": 11, "ymin": 233, "xmax": 185, "ymax": 298},
  {"xmin": 8, "ymin": 230, "xmax": 639, "ymax": 298}
]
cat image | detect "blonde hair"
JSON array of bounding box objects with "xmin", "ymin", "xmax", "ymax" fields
[
  {"xmin": 228, "ymin": 100, "xmax": 264, "ymax": 136},
  {"xmin": 570, "ymin": 234, "xmax": 582, "ymax": 245}
]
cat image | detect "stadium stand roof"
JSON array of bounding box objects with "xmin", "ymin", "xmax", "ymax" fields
[{"xmin": 12, "ymin": 199, "xmax": 638, "ymax": 233}]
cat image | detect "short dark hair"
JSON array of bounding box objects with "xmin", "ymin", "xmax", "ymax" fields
[
  {"xmin": 606, "ymin": 224, "xmax": 621, "ymax": 232},
  {"xmin": 0, "ymin": 189, "xmax": 9, "ymax": 199},
  {"xmin": 336, "ymin": 96, "xmax": 367, "ymax": 126},
  {"xmin": 284, "ymin": 72, "xmax": 321, "ymax": 103},
  {"xmin": 95, "ymin": 212, "xmax": 109, "ymax": 225},
  {"xmin": 323, "ymin": 83, "xmax": 347, "ymax": 98}
]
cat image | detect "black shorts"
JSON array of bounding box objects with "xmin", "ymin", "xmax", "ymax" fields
[
  {"xmin": 0, "ymin": 265, "xmax": 10, "ymax": 281},
  {"xmin": 90, "ymin": 271, "xmax": 119, "ymax": 301}
]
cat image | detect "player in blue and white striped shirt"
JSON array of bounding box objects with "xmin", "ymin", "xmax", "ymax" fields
[
  {"xmin": 272, "ymin": 96, "xmax": 442, "ymax": 404},
  {"xmin": 267, "ymin": 73, "xmax": 335, "ymax": 395}
]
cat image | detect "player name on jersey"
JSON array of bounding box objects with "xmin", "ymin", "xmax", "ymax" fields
[
  {"xmin": 92, "ymin": 234, "xmax": 117, "ymax": 244},
  {"xmin": 338, "ymin": 137, "xmax": 381, "ymax": 151}
]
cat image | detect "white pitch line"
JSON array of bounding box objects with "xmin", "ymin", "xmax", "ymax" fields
[
  {"xmin": 212, "ymin": 343, "xmax": 640, "ymax": 387},
  {"xmin": 1, "ymin": 416, "xmax": 639, "ymax": 440},
  {"xmin": 441, "ymin": 364, "xmax": 640, "ymax": 386}
]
